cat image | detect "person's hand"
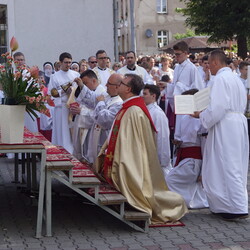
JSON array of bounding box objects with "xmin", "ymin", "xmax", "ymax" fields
[
  {"xmin": 247, "ymin": 94, "xmax": 250, "ymax": 100},
  {"xmin": 172, "ymin": 139, "xmax": 182, "ymax": 147},
  {"xmin": 96, "ymin": 95, "xmax": 105, "ymax": 102},
  {"xmin": 191, "ymin": 111, "xmax": 201, "ymax": 118},
  {"xmin": 69, "ymin": 102, "xmax": 81, "ymax": 115},
  {"xmin": 74, "ymin": 77, "xmax": 84, "ymax": 88}
]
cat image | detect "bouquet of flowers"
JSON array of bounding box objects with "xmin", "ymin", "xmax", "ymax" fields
[{"xmin": 0, "ymin": 37, "xmax": 51, "ymax": 120}]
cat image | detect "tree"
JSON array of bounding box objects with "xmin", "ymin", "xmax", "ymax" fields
[
  {"xmin": 178, "ymin": 0, "xmax": 250, "ymax": 59},
  {"xmin": 173, "ymin": 29, "xmax": 196, "ymax": 40}
]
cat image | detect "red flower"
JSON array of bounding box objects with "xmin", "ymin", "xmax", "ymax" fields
[{"xmin": 29, "ymin": 66, "xmax": 39, "ymax": 78}]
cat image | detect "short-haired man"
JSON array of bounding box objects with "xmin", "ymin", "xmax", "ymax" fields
[
  {"xmin": 71, "ymin": 69, "xmax": 106, "ymax": 160},
  {"xmin": 87, "ymin": 56, "xmax": 97, "ymax": 69},
  {"xmin": 97, "ymin": 74, "xmax": 187, "ymax": 224},
  {"xmin": 238, "ymin": 61, "xmax": 249, "ymax": 88},
  {"xmin": 13, "ymin": 51, "xmax": 26, "ymax": 68},
  {"xmin": 198, "ymin": 55, "xmax": 214, "ymax": 87},
  {"xmin": 193, "ymin": 50, "xmax": 249, "ymax": 220},
  {"xmin": 92, "ymin": 50, "xmax": 114, "ymax": 88},
  {"xmin": 48, "ymin": 52, "xmax": 80, "ymax": 154},
  {"xmin": 117, "ymin": 51, "xmax": 154, "ymax": 84},
  {"xmin": 142, "ymin": 84, "xmax": 172, "ymax": 178},
  {"xmin": 13, "ymin": 52, "xmax": 38, "ymax": 133}
]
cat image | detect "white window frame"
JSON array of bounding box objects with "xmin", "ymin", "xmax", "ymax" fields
[
  {"xmin": 156, "ymin": 0, "xmax": 167, "ymax": 14},
  {"xmin": 157, "ymin": 30, "xmax": 168, "ymax": 48}
]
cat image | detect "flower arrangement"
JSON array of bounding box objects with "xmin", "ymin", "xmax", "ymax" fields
[{"xmin": 0, "ymin": 37, "xmax": 52, "ymax": 119}]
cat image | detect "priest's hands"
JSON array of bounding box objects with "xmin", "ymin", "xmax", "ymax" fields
[
  {"xmin": 74, "ymin": 77, "xmax": 84, "ymax": 88},
  {"xmin": 96, "ymin": 95, "xmax": 105, "ymax": 102},
  {"xmin": 191, "ymin": 111, "xmax": 201, "ymax": 118}
]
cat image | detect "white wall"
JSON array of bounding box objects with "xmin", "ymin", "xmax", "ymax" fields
[{"xmin": 4, "ymin": 0, "xmax": 114, "ymax": 69}]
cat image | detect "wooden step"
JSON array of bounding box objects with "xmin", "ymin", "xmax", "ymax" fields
[
  {"xmin": 71, "ymin": 177, "xmax": 101, "ymax": 185},
  {"xmin": 98, "ymin": 193, "xmax": 127, "ymax": 205},
  {"xmin": 46, "ymin": 161, "xmax": 73, "ymax": 171},
  {"xmin": 124, "ymin": 211, "xmax": 150, "ymax": 221}
]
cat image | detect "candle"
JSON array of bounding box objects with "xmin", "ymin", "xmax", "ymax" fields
[{"xmin": 247, "ymin": 65, "xmax": 250, "ymax": 89}]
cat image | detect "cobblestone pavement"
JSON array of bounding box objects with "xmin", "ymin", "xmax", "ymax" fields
[{"xmin": 0, "ymin": 157, "xmax": 249, "ymax": 250}]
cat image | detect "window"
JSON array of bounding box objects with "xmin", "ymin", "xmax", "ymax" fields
[
  {"xmin": 157, "ymin": 30, "xmax": 168, "ymax": 48},
  {"xmin": 0, "ymin": 5, "xmax": 7, "ymax": 63},
  {"xmin": 157, "ymin": 0, "xmax": 167, "ymax": 13}
]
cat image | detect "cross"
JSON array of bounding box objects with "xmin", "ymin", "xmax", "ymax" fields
[{"xmin": 106, "ymin": 152, "xmax": 114, "ymax": 161}]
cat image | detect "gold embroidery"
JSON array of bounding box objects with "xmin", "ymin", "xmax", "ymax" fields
[{"xmin": 106, "ymin": 152, "xmax": 114, "ymax": 161}]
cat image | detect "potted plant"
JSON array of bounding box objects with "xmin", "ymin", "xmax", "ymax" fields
[{"xmin": 0, "ymin": 37, "xmax": 51, "ymax": 143}]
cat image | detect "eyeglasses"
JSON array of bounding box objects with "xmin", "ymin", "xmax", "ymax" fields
[
  {"xmin": 89, "ymin": 61, "xmax": 97, "ymax": 64},
  {"xmin": 98, "ymin": 57, "xmax": 108, "ymax": 60},
  {"xmin": 120, "ymin": 81, "xmax": 130, "ymax": 87},
  {"xmin": 107, "ymin": 81, "xmax": 118, "ymax": 86}
]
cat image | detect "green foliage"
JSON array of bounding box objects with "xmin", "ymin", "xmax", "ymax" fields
[
  {"xmin": 179, "ymin": 0, "xmax": 250, "ymax": 43},
  {"xmin": 173, "ymin": 29, "xmax": 196, "ymax": 40}
]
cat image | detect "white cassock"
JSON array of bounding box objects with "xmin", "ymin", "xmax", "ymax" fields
[
  {"xmin": 73, "ymin": 84, "xmax": 106, "ymax": 160},
  {"xmin": 92, "ymin": 67, "xmax": 114, "ymax": 89},
  {"xmin": 76, "ymin": 85, "xmax": 122, "ymax": 162},
  {"xmin": 166, "ymin": 115, "xmax": 208, "ymax": 209},
  {"xmin": 200, "ymin": 67, "xmax": 249, "ymax": 214},
  {"xmin": 147, "ymin": 102, "xmax": 172, "ymax": 177},
  {"xmin": 48, "ymin": 69, "xmax": 80, "ymax": 154},
  {"xmin": 118, "ymin": 65, "xmax": 154, "ymax": 84},
  {"xmin": 170, "ymin": 59, "xmax": 204, "ymax": 141},
  {"xmin": 40, "ymin": 103, "xmax": 54, "ymax": 131}
]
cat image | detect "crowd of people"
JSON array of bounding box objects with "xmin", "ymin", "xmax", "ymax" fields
[{"xmin": 2, "ymin": 41, "xmax": 249, "ymax": 224}]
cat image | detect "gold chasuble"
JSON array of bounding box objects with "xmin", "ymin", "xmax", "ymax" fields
[{"xmin": 100, "ymin": 97, "xmax": 188, "ymax": 224}]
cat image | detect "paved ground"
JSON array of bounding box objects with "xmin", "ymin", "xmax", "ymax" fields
[{"xmin": 0, "ymin": 157, "xmax": 249, "ymax": 250}]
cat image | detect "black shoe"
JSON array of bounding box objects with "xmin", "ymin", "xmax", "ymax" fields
[{"xmin": 213, "ymin": 212, "xmax": 248, "ymax": 221}]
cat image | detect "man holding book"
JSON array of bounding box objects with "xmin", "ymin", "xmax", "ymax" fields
[{"xmin": 193, "ymin": 50, "xmax": 249, "ymax": 220}]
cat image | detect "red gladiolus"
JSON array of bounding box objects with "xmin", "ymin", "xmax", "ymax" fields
[
  {"xmin": 10, "ymin": 36, "xmax": 19, "ymax": 52},
  {"xmin": 29, "ymin": 66, "xmax": 39, "ymax": 78}
]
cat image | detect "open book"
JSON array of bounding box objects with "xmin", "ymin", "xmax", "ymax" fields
[{"xmin": 174, "ymin": 87, "xmax": 210, "ymax": 114}]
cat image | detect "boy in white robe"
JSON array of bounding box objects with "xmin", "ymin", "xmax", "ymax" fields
[
  {"xmin": 48, "ymin": 52, "xmax": 80, "ymax": 154},
  {"xmin": 142, "ymin": 84, "xmax": 172, "ymax": 178}
]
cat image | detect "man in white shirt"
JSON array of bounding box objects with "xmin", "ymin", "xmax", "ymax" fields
[
  {"xmin": 118, "ymin": 51, "xmax": 153, "ymax": 84},
  {"xmin": 193, "ymin": 50, "xmax": 249, "ymax": 220},
  {"xmin": 142, "ymin": 84, "xmax": 172, "ymax": 179},
  {"xmin": 48, "ymin": 52, "xmax": 80, "ymax": 154},
  {"xmin": 92, "ymin": 50, "xmax": 114, "ymax": 88}
]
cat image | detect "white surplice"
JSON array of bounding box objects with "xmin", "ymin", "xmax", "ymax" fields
[
  {"xmin": 147, "ymin": 102, "xmax": 172, "ymax": 176},
  {"xmin": 48, "ymin": 69, "xmax": 80, "ymax": 154},
  {"xmin": 92, "ymin": 67, "xmax": 114, "ymax": 89},
  {"xmin": 87, "ymin": 95, "xmax": 122, "ymax": 163},
  {"xmin": 200, "ymin": 67, "xmax": 249, "ymax": 214},
  {"xmin": 166, "ymin": 115, "xmax": 208, "ymax": 209},
  {"xmin": 118, "ymin": 65, "xmax": 154, "ymax": 84},
  {"xmin": 172, "ymin": 59, "xmax": 204, "ymax": 96},
  {"xmin": 73, "ymin": 84, "xmax": 106, "ymax": 160},
  {"xmin": 76, "ymin": 85, "xmax": 122, "ymax": 162}
]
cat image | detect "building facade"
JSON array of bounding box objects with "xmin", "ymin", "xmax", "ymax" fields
[
  {"xmin": 117, "ymin": 0, "xmax": 187, "ymax": 56},
  {"xmin": 0, "ymin": 0, "xmax": 115, "ymax": 68}
]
